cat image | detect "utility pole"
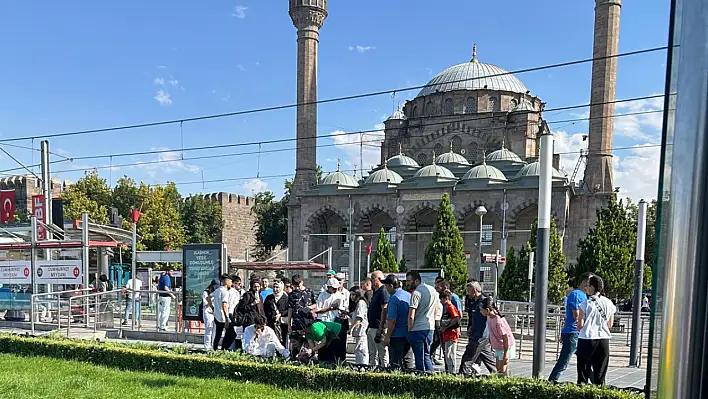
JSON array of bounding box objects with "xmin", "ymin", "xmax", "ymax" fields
[
  {"xmin": 40, "ymin": 141, "xmax": 53, "ymax": 298},
  {"xmin": 629, "ymin": 199, "xmax": 647, "ymax": 367},
  {"xmin": 532, "ymin": 127, "xmax": 553, "ymax": 378}
]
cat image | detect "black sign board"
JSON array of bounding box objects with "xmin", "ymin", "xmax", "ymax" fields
[{"xmin": 182, "ymin": 244, "xmax": 223, "ymax": 321}]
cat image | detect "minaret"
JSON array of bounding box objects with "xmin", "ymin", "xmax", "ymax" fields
[
  {"xmin": 289, "ymin": 0, "xmax": 327, "ymax": 195},
  {"xmin": 584, "ymin": 0, "xmax": 621, "ymax": 193}
]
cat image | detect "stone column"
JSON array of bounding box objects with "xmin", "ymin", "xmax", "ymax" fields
[
  {"xmin": 396, "ymin": 232, "xmax": 404, "ymax": 262},
  {"xmin": 289, "ymin": 0, "xmax": 328, "ymax": 195},
  {"xmin": 584, "ymin": 0, "xmax": 621, "ymax": 194}
]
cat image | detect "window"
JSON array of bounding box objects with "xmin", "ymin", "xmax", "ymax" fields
[
  {"xmin": 385, "ymin": 227, "xmax": 397, "ymax": 246},
  {"xmin": 340, "ymin": 227, "xmax": 349, "ymax": 248},
  {"xmin": 443, "ymin": 98, "xmax": 454, "ymax": 115},
  {"xmin": 481, "ymin": 224, "xmax": 493, "ymax": 246},
  {"xmin": 465, "ymin": 97, "xmax": 476, "ymax": 114},
  {"xmin": 417, "ymin": 153, "xmax": 428, "ymax": 166},
  {"xmin": 451, "ymin": 135, "xmax": 463, "ymax": 153},
  {"xmin": 426, "ymin": 101, "xmax": 435, "ymax": 116},
  {"xmin": 509, "ymin": 99, "xmax": 518, "ymax": 111},
  {"xmin": 469, "ymin": 142, "xmax": 479, "ymax": 162},
  {"xmin": 488, "ymin": 96, "xmax": 498, "ymax": 112},
  {"xmin": 434, "ymin": 143, "xmax": 444, "ymax": 156}
]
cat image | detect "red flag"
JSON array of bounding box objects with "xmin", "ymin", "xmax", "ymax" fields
[
  {"xmin": 366, "ymin": 241, "xmax": 372, "ymax": 255},
  {"xmin": 32, "ymin": 195, "xmax": 46, "ymax": 240},
  {"xmin": 0, "ymin": 190, "xmax": 15, "ymax": 224}
]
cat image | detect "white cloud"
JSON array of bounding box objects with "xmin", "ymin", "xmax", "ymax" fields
[
  {"xmin": 154, "ymin": 89, "xmax": 172, "ymax": 105},
  {"xmin": 613, "ymin": 96, "xmax": 664, "ymax": 140},
  {"xmin": 243, "ymin": 178, "xmax": 268, "ymax": 194},
  {"xmin": 131, "ymin": 149, "xmax": 200, "ymax": 177},
  {"xmin": 331, "ymin": 123, "xmax": 385, "ymax": 173},
  {"xmin": 232, "ymin": 5, "xmax": 248, "ymax": 19},
  {"xmin": 168, "ymin": 78, "xmax": 179, "ymax": 86},
  {"xmin": 551, "ymin": 130, "xmax": 588, "ymax": 181},
  {"xmin": 614, "ymin": 145, "xmax": 661, "ymax": 202},
  {"xmin": 348, "ymin": 45, "xmax": 376, "ymax": 53},
  {"xmin": 153, "ymin": 77, "xmax": 165, "ymax": 85}
]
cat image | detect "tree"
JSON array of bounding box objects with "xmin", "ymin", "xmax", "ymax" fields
[
  {"xmin": 498, "ymin": 247, "xmax": 526, "ymax": 301},
  {"xmin": 112, "ymin": 176, "xmax": 140, "ymax": 219},
  {"xmin": 136, "ymin": 183, "xmax": 184, "ymax": 251},
  {"xmin": 62, "ymin": 170, "xmax": 110, "ymax": 224},
  {"xmin": 371, "ymin": 228, "xmax": 398, "ymax": 273},
  {"xmin": 573, "ymin": 195, "xmax": 650, "ymax": 299},
  {"xmin": 252, "ymin": 191, "xmax": 287, "ymax": 260},
  {"xmin": 423, "ymin": 194, "xmax": 468, "ymax": 293},
  {"xmin": 546, "ymin": 218, "xmax": 568, "ymax": 304},
  {"xmin": 181, "ymin": 195, "xmax": 223, "ymax": 244},
  {"xmin": 398, "ymin": 257, "xmax": 407, "ymax": 272}
]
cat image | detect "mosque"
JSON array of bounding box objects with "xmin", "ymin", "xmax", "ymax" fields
[{"xmin": 286, "ymin": 0, "xmax": 621, "ymax": 283}]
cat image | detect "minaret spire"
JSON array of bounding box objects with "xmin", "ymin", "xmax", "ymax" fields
[{"xmin": 471, "ymin": 43, "xmax": 478, "ymax": 63}]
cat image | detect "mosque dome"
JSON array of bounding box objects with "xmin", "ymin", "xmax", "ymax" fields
[
  {"xmin": 386, "ymin": 107, "xmax": 407, "ymax": 121},
  {"xmin": 511, "ymin": 98, "xmax": 536, "ymax": 112},
  {"xmin": 513, "ymin": 162, "xmax": 566, "ymax": 180},
  {"xmin": 486, "ymin": 146, "xmax": 524, "ymax": 163},
  {"xmin": 412, "ymin": 162, "xmax": 456, "ymax": 179},
  {"xmin": 365, "ymin": 166, "xmax": 403, "ymax": 185},
  {"xmin": 417, "ymin": 45, "xmax": 529, "ymax": 98},
  {"xmin": 320, "ymin": 161, "xmax": 359, "ymax": 187},
  {"xmin": 462, "ymin": 162, "xmax": 507, "ymax": 181},
  {"xmin": 435, "ymin": 144, "xmax": 470, "ymax": 165},
  {"xmin": 386, "ymin": 146, "xmax": 420, "ymax": 168}
]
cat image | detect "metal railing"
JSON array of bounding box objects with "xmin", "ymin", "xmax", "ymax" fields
[
  {"xmin": 30, "ymin": 288, "xmax": 93, "ymax": 335},
  {"xmin": 66, "ymin": 289, "xmax": 182, "ymax": 336}
]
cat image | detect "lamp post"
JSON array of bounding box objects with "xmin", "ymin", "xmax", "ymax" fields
[
  {"xmin": 475, "ymin": 205, "xmax": 487, "ymax": 280},
  {"xmin": 357, "ymin": 236, "xmax": 364, "ymax": 283}
]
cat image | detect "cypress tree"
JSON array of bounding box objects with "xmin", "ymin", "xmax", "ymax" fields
[
  {"xmin": 371, "ymin": 228, "xmax": 398, "ymax": 273},
  {"xmin": 423, "ymin": 194, "xmax": 468, "ymax": 293}
]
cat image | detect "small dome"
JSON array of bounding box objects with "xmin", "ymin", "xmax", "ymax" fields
[
  {"xmin": 511, "ymin": 98, "xmax": 536, "ymax": 113},
  {"xmin": 365, "ymin": 167, "xmax": 403, "ymax": 184},
  {"xmin": 436, "ymin": 143, "xmax": 470, "ymax": 165},
  {"xmin": 386, "ymin": 107, "xmax": 407, "ymax": 121},
  {"xmin": 320, "ymin": 161, "xmax": 359, "ymax": 187},
  {"xmin": 386, "ymin": 145, "xmax": 420, "ymax": 168},
  {"xmin": 487, "ymin": 146, "xmax": 523, "ymax": 163},
  {"xmin": 462, "ymin": 162, "xmax": 507, "ymax": 181},
  {"xmin": 413, "ymin": 164, "xmax": 456, "ymax": 179},
  {"xmin": 513, "ymin": 161, "xmax": 566, "ymax": 180}
]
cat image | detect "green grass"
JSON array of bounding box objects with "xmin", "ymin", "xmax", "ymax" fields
[{"xmin": 0, "ymin": 354, "xmax": 411, "ymax": 399}]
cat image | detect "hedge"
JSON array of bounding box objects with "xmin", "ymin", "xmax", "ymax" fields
[{"xmin": 0, "ymin": 334, "xmax": 641, "ymax": 399}]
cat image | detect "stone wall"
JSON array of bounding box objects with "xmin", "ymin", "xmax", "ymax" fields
[{"xmin": 205, "ymin": 192, "xmax": 257, "ymax": 261}]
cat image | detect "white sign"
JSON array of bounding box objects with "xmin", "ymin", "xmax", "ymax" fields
[
  {"xmin": 0, "ymin": 261, "xmax": 31, "ymax": 284},
  {"xmin": 35, "ymin": 261, "xmax": 83, "ymax": 285},
  {"xmin": 481, "ymin": 282, "xmax": 495, "ymax": 293}
]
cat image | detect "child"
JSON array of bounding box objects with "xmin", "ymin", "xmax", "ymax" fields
[
  {"xmin": 480, "ymin": 296, "xmax": 515, "ymax": 376},
  {"xmin": 439, "ymin": 291, "xmax": 462, "ymax": 373}
]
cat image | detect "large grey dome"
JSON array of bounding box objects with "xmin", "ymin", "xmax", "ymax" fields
[
  {"xmin": 462, "ymin": 163, "xmax": 507, "ymax": 181},
  {"xmin": 436, "ymin": 148, "xmax": 470, "ymax": 165},
  {"xmin": 417, "ymin": 48, "xmax": 528, "ymax": 98},
  {"xmin": 487, "ymin": 146, "xmax": 524, "ymax": 163},
  {"xmin": 413, "ymin": 164, "xmax": 456, "ymax": 179},
  {"xmin": 365, "ymin": 167, "xmax": 403, "ymax": 185},
  {"xmin": 320, "ymin": 162, "xmax": 359, "ymax": 187},
  {"xmin": 514, "ymin": 162, "xmax": 566, "ymax": 180},
  {"xmin": 386, "ymin": 151, "xmax": 419, "ymax": 168}
]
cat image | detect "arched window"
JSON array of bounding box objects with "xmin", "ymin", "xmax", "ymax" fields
[
  {"xmin": 417, "ymin": 153, "xmax": 428, "ymax": 166},
  {"xmin": 469, "ymin": 142, "xmax": 479, "ymax": 162},
  {"xmin": 509, "ymin": 99, "xmax": 518, "ymax": 111},
  {"xmin": 443, "ymin": 98, "xmax": 454, "ymax": 115},
  {"xmin": 451, "ymin": 135, "xmax": 463, "ymax": 153},
  {"xmin": 434, "ymin": 143, "xmax": 444, "ymax": 156},
  {"xmin": 426, "ymin": 101, "xmax": 436, "ymax": 116},
  {"xmin": 465, "ymin": 97, "xmax": 476, "ymax": 114},
  {"xmin": 488, "ymin": 96, "xmax": 499, "ymax": 112}
]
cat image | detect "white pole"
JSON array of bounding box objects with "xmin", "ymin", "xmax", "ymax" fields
[
  {"xmin": 494, "ymin": 249, "xmax": 500, "ymax": 300},
  {"xmin": 357, "ymin": 241, "xmax": 362, "ymax": 281},
  {"xmin": 82, "ymin": 212, "xmax": 90, "ymax": 326},
  {"xmin": 630, "ymin": 200, "xmax": 648, "ymax": 367},
  {"xmin": 131, "ymin": 222, "xmax": 137, "ymax": 330}
]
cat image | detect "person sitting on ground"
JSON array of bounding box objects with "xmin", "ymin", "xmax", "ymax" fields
[{"xmin": 242, "ymin": 314, "xmax": 289, "ymax": 357}]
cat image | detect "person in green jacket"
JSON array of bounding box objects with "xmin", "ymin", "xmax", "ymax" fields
[{"xmin": 294, "ymin": 317, "xmax": 346, "ymax": 362}]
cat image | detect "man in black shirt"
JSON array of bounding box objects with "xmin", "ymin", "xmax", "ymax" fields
[
  {"xmin": 366, "ymin": 270, "xmax": 389, "ymax": 367},
  {"xmin": 459, "ymin": 280, "xmax": 497, "ymax": 375},
  {"xmin": 287, "ymin": 274, "xmax": 315, "ymax": 333}
]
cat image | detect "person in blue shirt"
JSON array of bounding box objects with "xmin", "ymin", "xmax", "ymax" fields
[
  {"xmin": 548, "ymin": 272, "xmax": 593, "ymax": 383},
  {"xmin": 382, "ymin": 274, "xmax": 414, "ymax": 370},
  {"xmin": 157, "ymin": 270, "xmax": 175, "ymax": 331},
  {"xmin": 260, "ymin": 277, "xmax": 274, "ymax": 301}
]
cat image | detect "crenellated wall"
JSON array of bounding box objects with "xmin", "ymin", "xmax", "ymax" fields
[{"xmin": 204, "ymin": 192, "xmax": 257, "ymax": 260}]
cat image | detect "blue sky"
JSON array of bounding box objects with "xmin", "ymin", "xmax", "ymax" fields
[{"xmin": 0, "ymin": 1, "xmax": 670, "ymax": 201}]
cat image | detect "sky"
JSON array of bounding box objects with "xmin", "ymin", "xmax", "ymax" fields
[{"xmin": 0, "ymin": 1, "xmax": 670, "ymax": 202}]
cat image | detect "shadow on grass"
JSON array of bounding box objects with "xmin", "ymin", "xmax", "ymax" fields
[{"xmin": 141, "ymin": 377, "xmax": 179, "ymax": 389}]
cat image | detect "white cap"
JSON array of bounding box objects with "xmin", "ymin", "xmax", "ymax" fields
[
  {"xmin": 335, "ymin": 272, "xmax": 346, "ymax": 280},
  {"xmin": 326, "ymin": 278, "xmax": 341, "ymax": 289}
]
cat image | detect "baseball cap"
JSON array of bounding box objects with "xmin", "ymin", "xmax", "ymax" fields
[
  {"xmin": 335, "ymin": 272, "xmax": 345, "ymax": 280},
  {"xmin": 326, "ymin": 270, "xmax": 337, "ymax": 276},
  {"xmin": 381, "ymin": 274, "xmax": 398, "ymax": 286},
  {"xmin": 326, "ymin": 278, "xmax": 341, "ymax": 289}
]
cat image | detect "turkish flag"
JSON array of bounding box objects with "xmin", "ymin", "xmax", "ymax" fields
[
  {"xmin": 366, "ymin": 241, "xmax": 372, "ymax": 256},
  {"xmin": 130, "ymin": 208, "xmax": 141, "ymax": 223},
  {"xmin": 0, "ymin": 190, "xmax": 15, "ymax": 224}
]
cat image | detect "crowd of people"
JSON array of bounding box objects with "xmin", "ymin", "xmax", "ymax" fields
[{"xmin": 198, "ymin": 269, "xmax": 617, "ymax": 385}]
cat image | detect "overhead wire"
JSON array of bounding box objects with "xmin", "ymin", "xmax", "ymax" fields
[{"xmin": 0, "ymin": 46, "xmax": 668, "ymax": 144}]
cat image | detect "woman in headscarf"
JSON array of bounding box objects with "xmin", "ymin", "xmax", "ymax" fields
[{"xmin": 264, "ymin": 280, "xmax": 289, "ymax": 345}]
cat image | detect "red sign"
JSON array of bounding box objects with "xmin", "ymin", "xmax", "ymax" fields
[
  {"xmin": 73, "ymin": 267, "xmax": 80, "ymax": 278},
  {"xmin": 0, "ymin": 190, "xmax": 15, "ymax": 224},
  {"xmin": 32, "ymin": 195, "xmax": 46, "ymax": 240},
  {"xmin": 23, "ymin": 267, "xmax": 30, "ymax": 277}
]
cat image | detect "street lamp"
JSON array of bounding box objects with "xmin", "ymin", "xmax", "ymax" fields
[
  {"xmin": 356, "ymin": 236, "xmax": 365, "ymax": 283},
  {"xmin": 475, "ymin": 205, "xmax": 488, "ymax": 280}
]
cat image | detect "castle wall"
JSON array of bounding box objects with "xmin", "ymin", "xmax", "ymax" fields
[{"xmin": 205, "ymin": 193, "xmax": 257, "ymax": 261}]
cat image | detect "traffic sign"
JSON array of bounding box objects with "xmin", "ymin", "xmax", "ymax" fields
[{"xmin": 481, "ymin": 253, "xmax": 506, "ymax": 264}]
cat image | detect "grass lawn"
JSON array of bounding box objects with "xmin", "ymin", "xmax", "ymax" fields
[{"xmin": 0, "ymin": 354, "xmax": 411, "ymax": 399}]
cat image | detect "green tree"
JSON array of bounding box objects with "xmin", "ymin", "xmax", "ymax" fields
[
  {"xmin": 499, "ymin": 247, "xmax": 526, "ymax": 301},
  {"xmin": 112, "ymin": 176, "xmax": 141, "ymax": 219},
  {"xmin": 62, "ymin": 170, "xmax": 110, "ymax": 224},
  {"xmin": 181, "ymin": 195, "xmax": 223, "ymax": 244},
  {"xmin": 573, "ymin": 195, "xmax": 649, "ymax": 299},
  {"xmin": 398, "ymin": 256, "xmax": 407, "ymax": 272},
  {"xmin": 423, "ymin": 194, "xmax": 467, "ymax": 293},
  {"xmin": 137, "ymin": 183, "xmax": 184, "ymax": 251},
  {"xmin": 371, "ymin": 228, "xmax": 398, "ymax": 273},
  {"xmin": 252, "ymin": 191, "xmax": 288, "ymax": 259}
]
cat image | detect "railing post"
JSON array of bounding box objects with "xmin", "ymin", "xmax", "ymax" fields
[
  {"xmin": 30, "ymin": 294, "xmax": 35, "ymax": 335},
  {"xmin": 67, "ymin": 297, "xmax": 72, "ymax": 337}
]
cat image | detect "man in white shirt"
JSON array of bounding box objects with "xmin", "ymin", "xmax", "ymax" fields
[
  {"xmin": 122, "ymin": 276, "xmax": 143, "ymax": 326},
  {"xmin": 316, "ymin": 278, "xmax": 343, "ymax": 322},
  {"xmin": 242, "ymin": 314, "xmax": 289, "ymax": 357},
  {"xmin": 226, "ymin": 277, "xmax": 242, "ymax": 350},
  {"xmin": 211, "ymin": 275, "xmax": 233, "ymax": 350},
  {"xmin": 405, "ymin": 270, "xmax": 439, "ymax": 371}
]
